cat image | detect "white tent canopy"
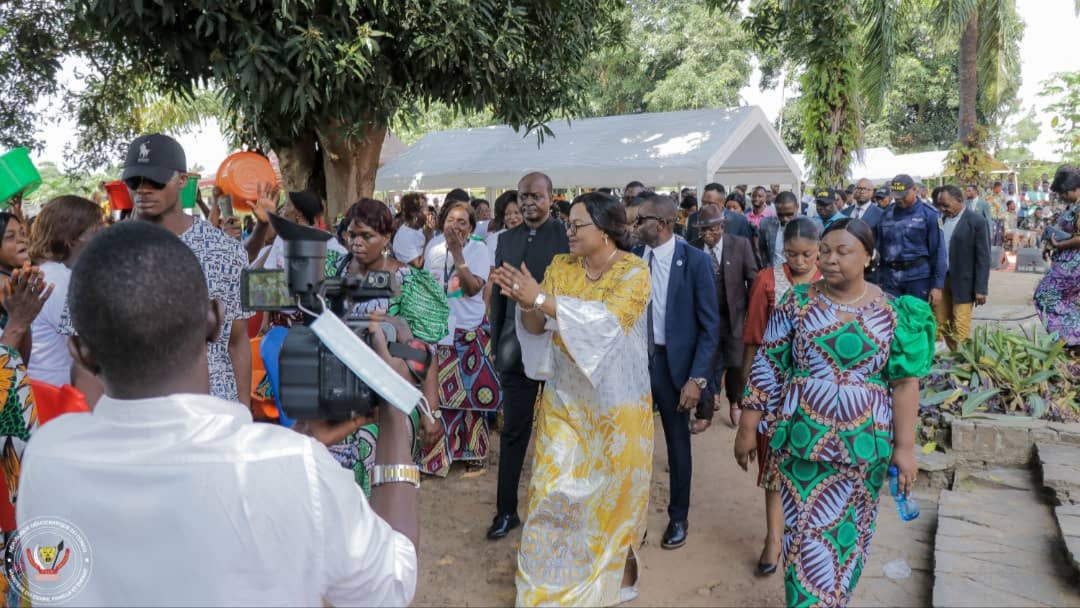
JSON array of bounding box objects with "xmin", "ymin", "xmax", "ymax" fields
[{"xmin": 375, "ymin": 106, "xmax": 802, "ymax": 192}]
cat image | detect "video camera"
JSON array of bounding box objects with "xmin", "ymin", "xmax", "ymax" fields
[{"xmin": 240, "ymin": 213, "xmax": 430, "ymax": 421}]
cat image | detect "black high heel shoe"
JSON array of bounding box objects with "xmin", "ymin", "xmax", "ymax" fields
[{"xmin": 755, "ymin": 561, "xmax": 778, "ymax": 577}]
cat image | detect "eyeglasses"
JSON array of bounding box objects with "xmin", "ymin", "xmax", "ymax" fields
[
  {"xmin": 634, "ymin": 215, "xmax": 663, "ymax": 226},
  {"xmin": 124, "ymin": 176, "xmax": 169, "ymax": 191},
  {"xmin": 567, "ymin": 221, "xmax": 594, "ymax": 235}
]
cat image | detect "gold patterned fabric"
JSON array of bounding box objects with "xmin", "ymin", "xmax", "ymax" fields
[{"xmin": 513, "ymin": 254, "xmax": 654, "ymax": 607}]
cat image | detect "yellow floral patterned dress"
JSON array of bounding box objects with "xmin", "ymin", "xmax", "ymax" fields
[{"xmin": 514, "ymin": 254, "xmax": 654, "ymax": 607}]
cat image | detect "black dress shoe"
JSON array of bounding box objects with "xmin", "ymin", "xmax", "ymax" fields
[
  {"xmin": 756, "ymin": 561, "xmax": 778, "ymax": 577},
  {"xmin": 486, "ymin": 512, "xmax": 521, "ymax": 540},
  {"xmin": 661, "ymin": 520, "xmax": 688, "ymax": 550}
]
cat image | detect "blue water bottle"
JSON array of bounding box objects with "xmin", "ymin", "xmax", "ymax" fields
[{"xmin": 887, "ymin": 465, "xmax": 920, "ymax": 521}]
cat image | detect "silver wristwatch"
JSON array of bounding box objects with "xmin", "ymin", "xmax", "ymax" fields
[
  {"xmin": 371, "ymin": 464, "xmax": 421, "ymax": 488},
  {"xmin": 533, "ymin": 292, "xmax": 547, "ymax": 310},
  {"xmin": 691, "ymin": 377, "xmax": 708, "ymax": 390}
]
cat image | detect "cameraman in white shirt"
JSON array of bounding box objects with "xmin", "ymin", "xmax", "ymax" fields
[{"xmin": 17, "ymin": 221, "xmax": 418, "ymax": 607}]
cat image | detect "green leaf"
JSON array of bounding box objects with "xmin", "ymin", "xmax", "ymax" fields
[
  {"xmin": 962, "ymin": 388, "xmax": 1002, "ymax": 417},
  {"xmin": 921, "ymin": 388, "xmax": 963, "ymax": 406}
]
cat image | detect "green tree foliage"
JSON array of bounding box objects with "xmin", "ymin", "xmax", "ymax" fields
[
  {"xmin": 0, "ymin": 1, "xmax": 69, "ymax": 151},
  {"xmin": 995, "ymin": 106, "xmax": 1040, "ymax": 164},
  {"xmin": 581, "ymin": 1, "xmax": 752, "ymax": 116},
  {"xmin": 1045, "ymin": 71, "xmax": 1080, "ymax": 166},
  {"xmin": 20, "ymin": 162, "xmax": 116, "ymax": 212},
  {"xmin": 72, "ymin": 0, "xmax": 625, "ymax": 214},
  {"xmin": 736, "ymin": 0, "xmax": 1024, "ymax": 185},
  {"xmin": 742, "ymin": 0, "xmax": 867, "ymax": 186}
]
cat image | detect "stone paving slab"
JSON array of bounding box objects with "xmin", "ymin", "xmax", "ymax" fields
[
  {"xmin": 1055, "ymin": 503, "xmax": 1080, "ymax": 577},
  {"xmin": 851, "ymin": 494, "xmax": 937, "ymax": 607},
  {"xmin": 933, "ymin": 488, "xmax": 1080, "ymax": 607},
  {"xmin": 1036, "ymin": 442, "xmax": 1080, "ymax": 505}
]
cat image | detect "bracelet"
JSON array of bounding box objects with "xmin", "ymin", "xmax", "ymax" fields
[
  {"xmin": 371, "ymin": 464, "xmax": 421, "ymax": 488},
  {"xmin": 456, "ymin": 263, "xmax": 469, "ymax": 271}
]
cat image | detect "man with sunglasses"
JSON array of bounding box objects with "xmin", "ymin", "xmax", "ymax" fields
[
  {"xmin": 632, "ymin": 192, "xmax": 719, "ymax": 550},
  {"xmin": 121, "ymin": 133, "xmax": 252, "ymax": 405}
]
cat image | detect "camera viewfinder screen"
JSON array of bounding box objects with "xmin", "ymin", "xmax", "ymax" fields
[{"xmin": 242, "ymin": 270, "xmax": 295, "ymax": 311}]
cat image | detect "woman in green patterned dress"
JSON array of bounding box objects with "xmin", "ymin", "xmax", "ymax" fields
[{"xmin": 735, "ymin": 218, "xmax": 935, "ymax": 607}]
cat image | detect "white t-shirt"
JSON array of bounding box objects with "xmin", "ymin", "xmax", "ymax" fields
[
  {"xmin": 28, "ymin": 261, "xmax": 73, "ymax": 386},
  {"xmin": 486, "ymin": 229, "xmax": 505, "ymax": 268},
  {"xmin": 17, "ymin": 393, "xmax": 417, "ymax": 607},
  {"xmin": 392, "ymin": 226, "xmax": 427, "ymax": 264},
  {"xmin": 423, "ymin": 235, "xmax": 490, "ymax": 345},
  {"xmin": 262, "ymin": 235, "xmax": 348, "ymax": 270},
  {"xmin": 474, "ymin": 220, "xmax": 490, "ymax": 240}
]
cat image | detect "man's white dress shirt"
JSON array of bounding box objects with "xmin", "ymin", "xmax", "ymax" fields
[
  {"xmin": 17, "ymin": 394, "xmax": 417, "ymax": 607},
  {"xmin": 644, "ymin": 235, "xmax": 676, "ymax": 345}
]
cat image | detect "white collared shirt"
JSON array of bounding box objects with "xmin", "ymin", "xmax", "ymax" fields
[
  {"xmin": 17, "ymin": 394, "xmax": 417, "ymax": 607},
  {"xmin": 942, "ymin": 210, "xmax": 963, "ymax": 258},
  {"xmin": 644, "ymin": 235, "xmax": 677, "ymax": 345},
  {"xmin": 773, "ymin": 225, "xmax": 786, "ymax": 266},
  {"xmin": 706, "ymin": 237, "xmax": 724, "ymax": 268},
  {"xmin": 851, "ymin": 202, "xmax": 872, "ymax": 220}
]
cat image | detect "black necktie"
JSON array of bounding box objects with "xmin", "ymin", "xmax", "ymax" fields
[{"xmin": 647, "ymin": 251, "xmax": 656, "ymax": 357}]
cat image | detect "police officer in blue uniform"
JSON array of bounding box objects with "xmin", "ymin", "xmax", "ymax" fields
[{"xmin": 873, "ymin": 174, "xmax": 946, "ymax": 305}]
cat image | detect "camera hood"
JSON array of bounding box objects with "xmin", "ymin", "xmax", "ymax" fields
[{"xmin": 267, "ymin": 212, "xmax": 331, "ymax": 297}]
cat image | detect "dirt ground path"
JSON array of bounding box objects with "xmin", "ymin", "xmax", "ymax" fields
[
  {"xmin": 414, "ymin": 414, "xmax": 785, "ymax": 607},
  {"xmin": 411, "ymin": 268, "xmax": 1042, "ymax": 607}
]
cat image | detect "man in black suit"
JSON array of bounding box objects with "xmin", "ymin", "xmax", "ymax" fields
[
  {"xmin": 689, "ymin": 204, "xmax": 758, "ymax": 431},
  {"xmin": 487, "ymin": 171, "xmax": 569, "ymax": 540},
  {"xmin": 634, "ymin": 192, "xmax": 720, "ymax": 550},
  {"xmin": 932, "ymin": 184, "xmax": 990, "ymax": 350},
  {"xmin": 686, "ymin": 183, "xmax": 753, "ymax": 243},
  {"xmin": 844, "ymin": 177, "xmax": 885, "ymax": 229},
  {"xmin": 756, "ymin": 191, "xmax": 799, "ymax": 268}
]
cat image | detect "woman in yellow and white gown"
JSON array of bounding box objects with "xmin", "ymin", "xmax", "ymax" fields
[{"xmin": 492, "ymin": 192, "xmax": 653, "ymax": 607}]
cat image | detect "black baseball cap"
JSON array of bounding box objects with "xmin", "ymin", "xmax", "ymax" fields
[
  {"xmin": 814, "ymin": 188, "xmax": 838, "ymax": 205},
  {"xmin": 890, "ymin": 174, "xmax": 915, "ymax": 197},
  {"xmin": 873, "ymin": 187, "xmax": 890, "ymax": 200},
  {"xmin": 121, "ymin": 134, "xmax": 187, "ymax": 185}
]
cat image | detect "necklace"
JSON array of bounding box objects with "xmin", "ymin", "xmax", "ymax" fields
[
  {"xmin": 584, "ymin": 248, "xmax": 619, "ymax": 281},
  {"xmin": 823, "ymin": 280, "xmax": 868, "ymax": 307}
]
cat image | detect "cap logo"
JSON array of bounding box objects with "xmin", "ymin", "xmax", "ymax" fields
[
  {"xmin": 816, "ymin": 190, "xmax": 829, "ymax": 197},
  {"xmin": 138, "ymin": 141, "xmax": 151, "ymax": 163},
  {"xmin": 891, "ymin": 181, "xmax": 906, "ymax": 191}
]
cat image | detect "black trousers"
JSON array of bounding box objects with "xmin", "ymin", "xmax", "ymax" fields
[
  {"xmin": 495, "ymin": 370, "xmax": 541, "ymax": 516},
  {"xmin": 650, "ymin": 350, "xmax": 692, "ymax": 522}
]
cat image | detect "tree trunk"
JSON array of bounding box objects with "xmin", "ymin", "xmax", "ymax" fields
[
  {"xmin": 317, "ymin": 123, "xmax": 386, "ymax": 221},
  {"xmin": 276, "ymin": 132, "xmax": 321, "ymax": 197},
  {"xmin": 958, "ymin": 12, "xmax": 979, "ymax": 145}
]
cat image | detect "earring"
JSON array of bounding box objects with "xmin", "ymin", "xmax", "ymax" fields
[{"xmin": 603, "ymin": 235, "xmax": 609, "ymax": 246}]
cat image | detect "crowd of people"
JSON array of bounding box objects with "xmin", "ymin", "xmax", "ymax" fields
[{"xmin": 0, "ymin": 128, "xmax": 1076, "ymax": 608}]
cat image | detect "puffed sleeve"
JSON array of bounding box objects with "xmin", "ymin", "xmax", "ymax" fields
[
  {"xmin": 885, "ymin": 295, "xmax": 937, "ymax": 380},
  {"xmin": 742, "ymin": 284, "xmax": 803, "ymax": 413}
]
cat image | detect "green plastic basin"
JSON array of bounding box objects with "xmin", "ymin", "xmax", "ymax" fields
[{"xmin": 0, "ymin": 148, "xmax": 42, "ymax": 208}]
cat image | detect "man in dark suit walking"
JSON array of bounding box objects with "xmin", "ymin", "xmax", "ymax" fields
[
  {"xmin": 689, "ymin": 204, "xmax": 758, "ymax": 431},
  {"xmin": 756, "ymin": 191, "xmax": 799, "ymax": 268},
  {"xmin": 634, "ymin": 192, "xmax": 720, "ymax": 550},
  {"xmin": 686, "ymin": 183, "xmax": 753, "ymax": 244},
  {"xmin": 487, "ymin": 171, "xmax": 569, "ymax": 540},
  {"xmin": 932, "ymin": 184, "xmax": 990, "ymax": 350},
  {"xmin": 844, "ymin": 178, "xmax": 885, "ymax": 229}
]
